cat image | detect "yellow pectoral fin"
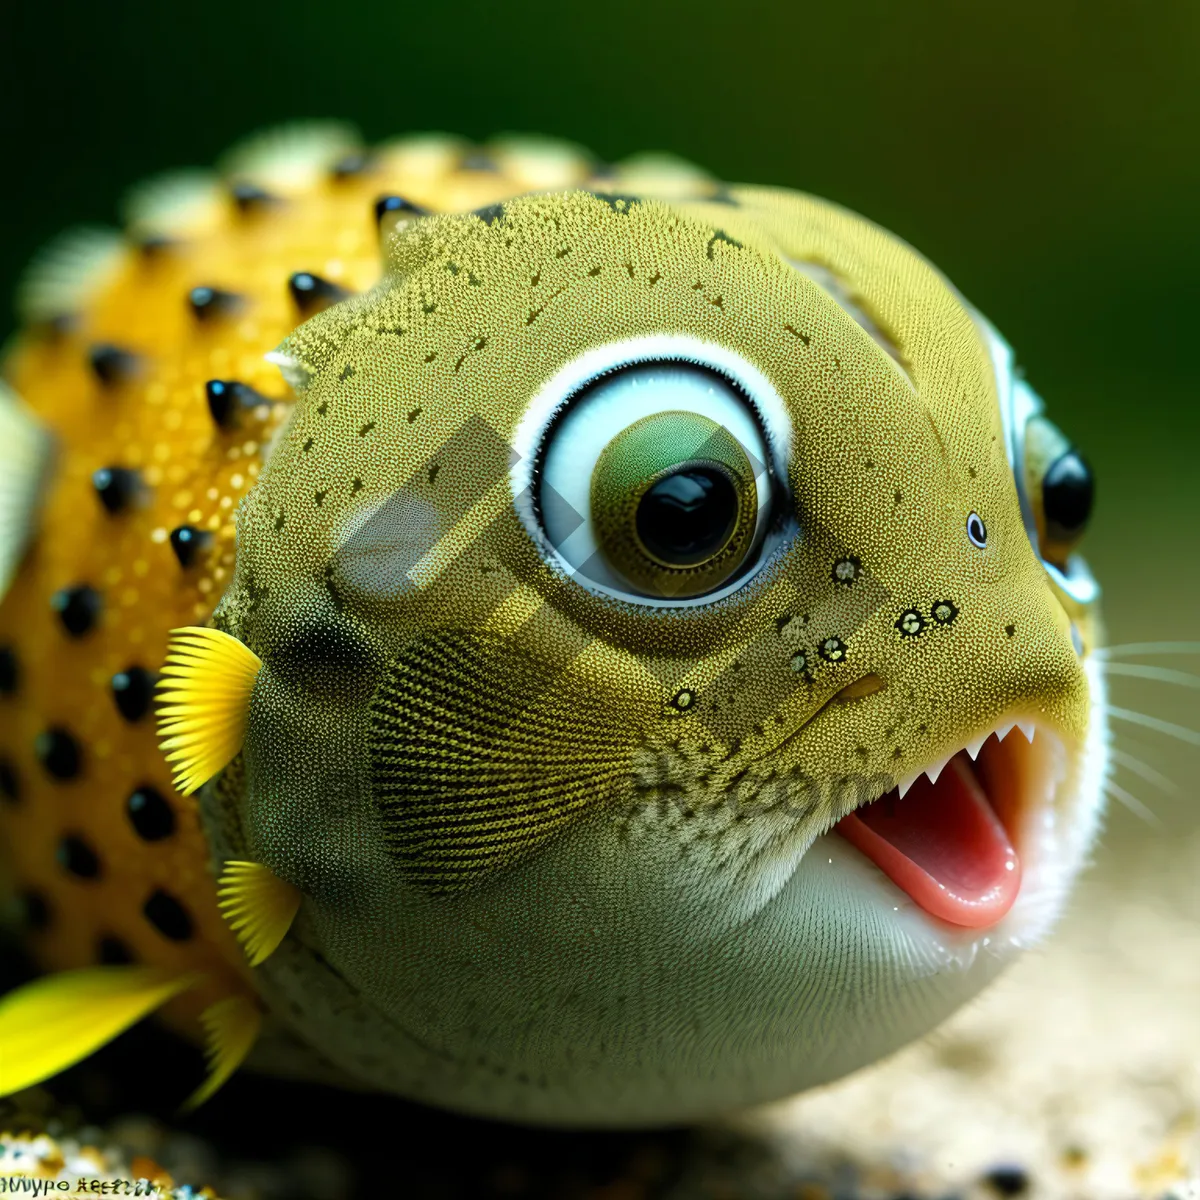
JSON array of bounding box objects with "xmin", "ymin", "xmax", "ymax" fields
[
  {"xmin": 0, "ymin": 967, "xmax": 198, "ymax": 1096},
  {"xmin": 182, "ymin": 994, "xmax": 262, "ymax": 1111},
  {"xmin": 156, "ymin": 626, "xmax": 263, "ymax": 796},
  {"xmin": 217, "ymin": 861, "xmax": 301, "ymax": 967}
]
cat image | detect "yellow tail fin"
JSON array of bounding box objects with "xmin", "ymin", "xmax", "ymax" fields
[{"xmin": 0, "ymin": 967, "xmax": 197, "ymax": 1095}]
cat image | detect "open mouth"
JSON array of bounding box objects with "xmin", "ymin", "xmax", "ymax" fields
[{"xmin": 834, "ymin": 719, "xmax": 1066, "ymax": 930}]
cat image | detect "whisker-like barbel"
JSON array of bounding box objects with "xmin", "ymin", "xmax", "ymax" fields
[
  {"xmin": 1096, "ymin": 641, "xmax": 1200, "ymax": 659},
  {"xmin": 1102, "ymin": 780, "xmax": 1162, "ymax": 828},
  {"xmin": 1109, "ymin": 747, "xmax": 1180, "ymax": 796},
  {"xmin": 1099, "ymin": 662, "xmax": 1200, "ymax": 689},
  {"xmin": 1105, "ymin": 705, "xmax": 1200, "ymax": 747}
]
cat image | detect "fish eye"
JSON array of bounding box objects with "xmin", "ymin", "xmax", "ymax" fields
[
  {"xmin": 1023, "ymin": 415, "xmax": 1094, "ymax": 566},
  {"xmin": 517, "ymin": 343, "xmax": 793, "ymax": 605},
  {"xmin": 1042, "ymin": 449, "xmax": 1094, "ymax": 543},
  {"xmin": 966, "ymin": 511, "xmax": 988, "ymax": 549}
]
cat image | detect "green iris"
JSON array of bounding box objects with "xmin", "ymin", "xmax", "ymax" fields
[{"xmin": 590, "ymin": 410, "xmax": 759, "ymax": 598}]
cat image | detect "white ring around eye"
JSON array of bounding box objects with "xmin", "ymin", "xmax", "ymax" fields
[{"xmin": 510, "ymin": 335, "xmax": 795, "ymax": 606}]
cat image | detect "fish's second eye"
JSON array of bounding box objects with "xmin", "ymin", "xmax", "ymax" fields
[
  {"xmin": 1042, "ymin": 450, "xmax": 1094, "ymax": 543},
  {"xmin": 1023, "ymin": 415, "xmax": 1094, "ymax": 567}
]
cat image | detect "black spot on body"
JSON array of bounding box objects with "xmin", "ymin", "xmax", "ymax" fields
[
  {"xmin": 330, "ymin": 151, "xmax": 372, "ymax": 180},
  {"xmin": 374, "ymin": 195, "xmax": 429, "ymax": 227},
  {"xmin": 58, "ymin": 834, "xmax": 101, "ymax": 879},
  {"xmin": 0, "ymin": 646, "xmax": 17, "ymax": 694},
  {"xmin": 111, "ymin": 666, "xmax": 156, "ymax": 722},
  {"xmin": 97, "ymin": 935, "xmax": 135, "ymax": 965},
  {"xmin": 339, "ymin": 363, "xmax": 355, "ymax": 381},
  {"xmin": 0, "ymin": 758, "xmax": 19, "ymax": 803},
  {"xmin": 188, "ymin": 286, "xmax": 244, "ymax": 322},
  {"xmin": 88, "ymin": 344, "xmax": 140, "ymax": 387},
  {"xmin": 92, "ymin": 467, "xmax": 142, "ymax": 515},
  {"xmin": 136, "ymin": 234, "xmax": 175, "ymax": 259},
  {"xmin": 126, "ymin": 785, "xmax": 176, "ymax": 841},
  {"xmin": 19, "ymin": 889, "xmax": 51, "ymax": 931},
  {"xmin": 169, "ymin": 525, "xmax": 212, "ymax": 568},
  {"xmin": 36, "ymin": 727, "xmax": 82, "ymax": 780},
  {"xmin": 1005, "ymin": 623, "xmax": 1016, "ymax": 638},
  {"xmin": 143, "ymin": 890, "xmax": 194, "ymax": 940},
  {"xmin": 205, "ymin": 379, "xmax": 270, "ymax": 430},
  {"xmin": 289, "ymin": 272, "xmax": 351, "ymax": 317},
  {"xmin": 230, "ymin": 182, "xmax": 279, "ymax": 213},
  {"xmin": 52, "ymin": 585, "xmax": 102, "ymax": 637}
]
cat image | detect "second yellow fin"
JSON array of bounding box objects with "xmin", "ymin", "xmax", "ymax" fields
[
  {"xmin": 156, "ymin": 626, "xmax": 263, "ymax": 796},
  {"xmin": 217, "ymin": 860, "xmax": 302, "ymax": 967},
  {"xmin": 0, "ymin": 967, "xmax": 197, "ymax": 1096},
  {"xmin": 183, "ymin": 994, "xmax": 263, "ymax": 1110}
]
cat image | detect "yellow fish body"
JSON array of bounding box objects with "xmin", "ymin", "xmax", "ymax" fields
[{"xmin": 0, "ymin": 124, "xmax": 1104, "ymax": 1125}]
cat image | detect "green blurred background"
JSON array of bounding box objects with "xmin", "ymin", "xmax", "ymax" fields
[{"xmin": 2, "ymin": 0, "xmax": 1197, "ymax": 832}]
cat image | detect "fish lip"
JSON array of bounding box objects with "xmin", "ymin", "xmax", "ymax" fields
[
  {"xmin": 820, "ymin": 655, "xmax": 1107, "ymax": 956},
  {"xmin": 834, "ymin": 713, "xmax": 1073, "ymax": 872}
]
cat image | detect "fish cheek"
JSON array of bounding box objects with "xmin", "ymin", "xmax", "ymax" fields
[{"xmin": 365, "ymin": 630, "xmax": 642, "ymax": 894}]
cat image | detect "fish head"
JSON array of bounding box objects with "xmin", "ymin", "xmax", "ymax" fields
[{"xmin": 210, "ymin": 187, "xmax": 1102, "ymax": 1122}]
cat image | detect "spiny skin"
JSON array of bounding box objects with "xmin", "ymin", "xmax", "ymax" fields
[
  {"xmin": 0, "ymin": 127, "xmax": 1104, "ymax": 1124},
  {"xmin": 0, "ymin": 131, "xmax": 604, "ymax": 1035}
]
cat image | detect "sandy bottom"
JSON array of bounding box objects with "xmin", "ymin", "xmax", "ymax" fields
[{"xmin": 715, "ymin": 827, "xmax": 1200, "ymax": 1199}]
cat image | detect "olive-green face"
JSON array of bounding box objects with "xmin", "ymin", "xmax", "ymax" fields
[{"xmin": 215, "ymin": 186, "xmax": 1104, "ymax": 1123}]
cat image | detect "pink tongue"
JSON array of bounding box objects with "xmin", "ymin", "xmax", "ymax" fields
[{"xmin": 834, "ymin": 755, "xmax": 1021, "ymax": 928}]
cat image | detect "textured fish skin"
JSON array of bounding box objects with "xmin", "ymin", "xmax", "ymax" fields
[{"xmin": 0, "ymin": 125, "xmax": 1104, "ymax": 1124}]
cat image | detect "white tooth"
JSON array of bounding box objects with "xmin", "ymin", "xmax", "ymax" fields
[
  {"xmin": 995, "ymin": 720, "xmax": 1016, "ymax": 743},
  {"xmin": 1017, "ymin": 720, "xmax": 1036, "ymax": 743},
  {"xmin": 897, "ymin": 773, "xmax": 920, "ymax": 798},
  {"xmin": 924, "ymin": 755, "xmax": 951, "ymax": 786},
  {"xmin": 965, "ymin": 735, "xmax": 986, "ymax": 760}
]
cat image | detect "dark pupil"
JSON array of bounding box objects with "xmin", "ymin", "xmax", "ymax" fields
[
  {"xmin": 635, "ymin": 467, "xmax": 739, "ymax": 567},
  {"xmin": 1043, "ymin": 450, "xmax": 1094, "ymax": 539}
]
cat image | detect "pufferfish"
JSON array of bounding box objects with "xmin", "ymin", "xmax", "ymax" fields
[{"xmin": 0, "ymin": 123, "xmax": 1103, "ymax": 1125}]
